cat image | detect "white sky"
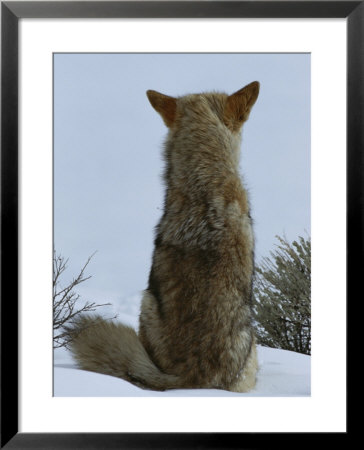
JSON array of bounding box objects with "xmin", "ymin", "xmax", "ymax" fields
[{"xmin": 54, "ymin": 53, "xmax": 310, "ymax": 303}]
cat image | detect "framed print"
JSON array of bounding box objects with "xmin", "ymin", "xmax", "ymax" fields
[{"xmin": 2, "ymin": 1, "xmax": 360, "ymax": 447}]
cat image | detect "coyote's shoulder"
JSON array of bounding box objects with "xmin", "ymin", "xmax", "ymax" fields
[{"xmin": 68, "ymin": 82, "xmax": 260, "ymax": 392}]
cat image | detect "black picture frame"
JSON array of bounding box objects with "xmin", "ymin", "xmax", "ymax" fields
[{"xmin": 1, "ymin": 1, "xmax": 359, "ymax": 448}]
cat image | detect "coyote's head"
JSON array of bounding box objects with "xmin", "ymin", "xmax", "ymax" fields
[{"xmin": 146, "ymin": 82, "xmax": 260, "ymax": 134}]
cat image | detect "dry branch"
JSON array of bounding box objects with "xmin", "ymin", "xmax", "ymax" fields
[{"xmin": 53, "ymin": 251, "xmax": 114, "ymax": 348}]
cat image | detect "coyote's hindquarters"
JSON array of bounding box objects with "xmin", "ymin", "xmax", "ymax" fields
[{"xmin": 67, "ymin": 81, "xmax": 260, "ymax": 392}]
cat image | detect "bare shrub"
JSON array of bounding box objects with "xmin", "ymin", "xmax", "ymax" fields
[{"xmin": 53, "ymin": 251, "xmax": 114, "ymax": 348}]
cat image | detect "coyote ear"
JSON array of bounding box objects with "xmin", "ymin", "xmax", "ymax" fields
[
  {"xmin": 224, "ymin": 81, "xmax": 260, "ymax": 132},
  {"xmin": 146, "ymin": 90, "xmax": 177, "ymax": 128}
]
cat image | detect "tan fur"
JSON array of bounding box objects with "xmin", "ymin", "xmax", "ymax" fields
[
  {"xmin": 67, "ymin": 82, "xmax": 260, "ymax": 392},
  {"xmin": 146, "ymin": 90, "xmax": 177, "ymax": 127}
]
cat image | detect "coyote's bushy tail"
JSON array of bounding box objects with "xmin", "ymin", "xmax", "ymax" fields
[{"xmin": 65, "ymin": 315, "xmax": 181, "ymax": 391}]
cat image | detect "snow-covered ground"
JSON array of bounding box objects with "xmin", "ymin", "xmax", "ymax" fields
[{"xmin": 54, "ymin": 293, "xmax": 311, "ymax": 397}]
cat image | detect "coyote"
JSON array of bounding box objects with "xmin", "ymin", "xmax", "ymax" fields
[{"xmin": 67, "ymin": 82, "xmax": 260, "ymax": 392}]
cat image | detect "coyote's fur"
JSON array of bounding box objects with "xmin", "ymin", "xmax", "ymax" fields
[{"xmin": 67, "ymin": 82, "xmax": 260, "ymax": 392}]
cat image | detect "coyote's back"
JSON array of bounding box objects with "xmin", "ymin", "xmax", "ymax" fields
[{"xmin": 68, "ymin": 81, "xmax": 260, "ymax": 392}]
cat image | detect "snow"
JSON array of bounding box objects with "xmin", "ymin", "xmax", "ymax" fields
[{"xmin": 54, "ymin": 293, "xmax": 310, "ymax": 397}]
